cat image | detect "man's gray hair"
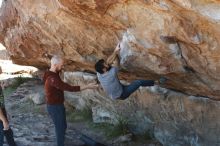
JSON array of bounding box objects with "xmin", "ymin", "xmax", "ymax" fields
[{"xmin": 51, "ymin": 55, "xmax": 63, "ymax": 65}]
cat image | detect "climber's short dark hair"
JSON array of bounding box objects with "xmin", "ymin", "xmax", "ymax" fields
[{"xmin": 95, "ymin": 59, "xmax": 105, "ymax": 74}]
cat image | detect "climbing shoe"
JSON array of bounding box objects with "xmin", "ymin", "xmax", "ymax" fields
[{"xmin": 159, "ymin": 77, "xmax": 168, "ymax": 85}]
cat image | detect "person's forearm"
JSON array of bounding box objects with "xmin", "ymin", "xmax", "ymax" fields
[
  {"xmin": 112, "ymin": 56, "xmax": 120, "ymax": 67},
  {"xmin": 107, "ymin": 51, "xmax": 118, "ymax": 65},
  {"xmin": 48, "ymin": 77, "xmax": 80, "ymax": 92},
  {"xmin": 0, "ymin": 108, "xmax": 7, "ymax": 123},
  {"xmin": 80, "ymin": 85, "xmax": 89, "ymax": 91}
]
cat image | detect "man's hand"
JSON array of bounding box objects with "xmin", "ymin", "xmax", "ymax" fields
[
  {"xmin": 107, "ymin": 43, "xmax": 121, "ymax": 66},
  {"xmin": 114, "ymin": 43, "xmax": 121, "ymax": 54},
  {"xmin": 1, "ymin": 81, "xmax": 9, "ymax": 89},
  {"xmin": 87, "ymin": 82, "xmax": 99, "ymax": 89},
  {"xmin": 80, "ymin": 82, "xmax": 99, "ymax": 91},
  {"xmin": 1, "ymin": 81, "xmax": 6, "ymax": 89}
]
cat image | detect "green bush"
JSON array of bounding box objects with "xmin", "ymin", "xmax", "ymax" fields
[
  {"xmin": 67, "ymin": 107, "xmax": 93, "ymax": 122},
  {"xmin": 107, "ymin": 116, "xmax": 130, "ymax": 138},
  {"xmin": 133, "ymin": 130, "xmax": 153, "ymax": 142},
  {"xmin": 89, "ymin": 115, "xmax": 130, "ymax": 139},
  {"xmin": 10, "ymin": 76, "xmax": 30, "ymax": 88},
  {"xmin": 3, "ymin": 87, "xmax": 16, "ymax": 98}
]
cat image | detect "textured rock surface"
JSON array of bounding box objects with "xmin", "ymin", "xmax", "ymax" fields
[
  {"xmin": 1, "ymin": 0, "xmax": 220, "ymax": 99},
  {"xmin": 26, "ymin": 85, "xmax": 45, "ymax": 105},
  {"xmin": 64, "ymin": 72, "xmax": 220, "ymax": 146},
  {"xmin": 4, "ymin": 80, "xmax": 85, "ymax": 146},
  {"xmin": 4, "ymin": 79, "xmax": 161, "ymax": 146}
]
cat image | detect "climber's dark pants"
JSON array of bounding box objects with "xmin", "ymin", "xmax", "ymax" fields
[
  {"xmin": 47, "ymin": 104, "xmax": 67, "ymax": 146},
  {"xmin": 118, "ymin": 80, "xmax": 154, "ymax": 100}
]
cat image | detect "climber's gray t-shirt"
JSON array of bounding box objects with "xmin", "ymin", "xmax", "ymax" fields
[{"xmin": 97, "ymin": 67, "xmax": 123, "ymax": 99}]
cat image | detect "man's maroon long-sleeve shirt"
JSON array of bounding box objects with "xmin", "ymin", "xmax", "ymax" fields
[{"xmin": 43, "ymin": 71, "xmax": 80, "ymax": 105}]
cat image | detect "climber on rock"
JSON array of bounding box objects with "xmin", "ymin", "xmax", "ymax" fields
[{"xmin": 95, "ymin": 43, "xmax": 167, "ymax": 100}]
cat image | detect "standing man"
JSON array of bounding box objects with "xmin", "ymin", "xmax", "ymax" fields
[
  {"xmin": 95, "ymin": 44, "xmax": 167, "ymax": 100},
  {"xmin": 43, "ymin": 55, "xmax": 98, "ymax": 146},
  {"xmin": 0, "ymin": 67, "xmax": 17, "ymax": 146}
]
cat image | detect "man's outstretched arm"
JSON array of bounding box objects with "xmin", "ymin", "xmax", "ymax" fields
[
  {"xmin": 106, "ymin": 43, "xmax": 121, "ymax": 66},
  {"xmin": 48, "ymin": 77, "xmax": 98, "ymax": 92},
  {"xmin": 112, "ymin": 56, "xmax": 120, "ymax": 67}
]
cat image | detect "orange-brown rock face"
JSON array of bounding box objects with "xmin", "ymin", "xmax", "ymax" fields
[{"xmin": 1, "ymin": 0, "xmax": 220, "ymax": 99}]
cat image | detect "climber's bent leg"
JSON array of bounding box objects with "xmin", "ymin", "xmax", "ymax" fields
[{"xmin": 119, "ymin": 80, "xmax": 154, "ymax": 100}]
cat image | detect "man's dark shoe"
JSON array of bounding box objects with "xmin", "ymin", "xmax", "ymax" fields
[
  {"xmin": 3, "ymin": 128, "xmax": 17, "ymax": 146},
  {"xmin": 159, "ymin": 77, "xmax": 168, "ymax": 85}
]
